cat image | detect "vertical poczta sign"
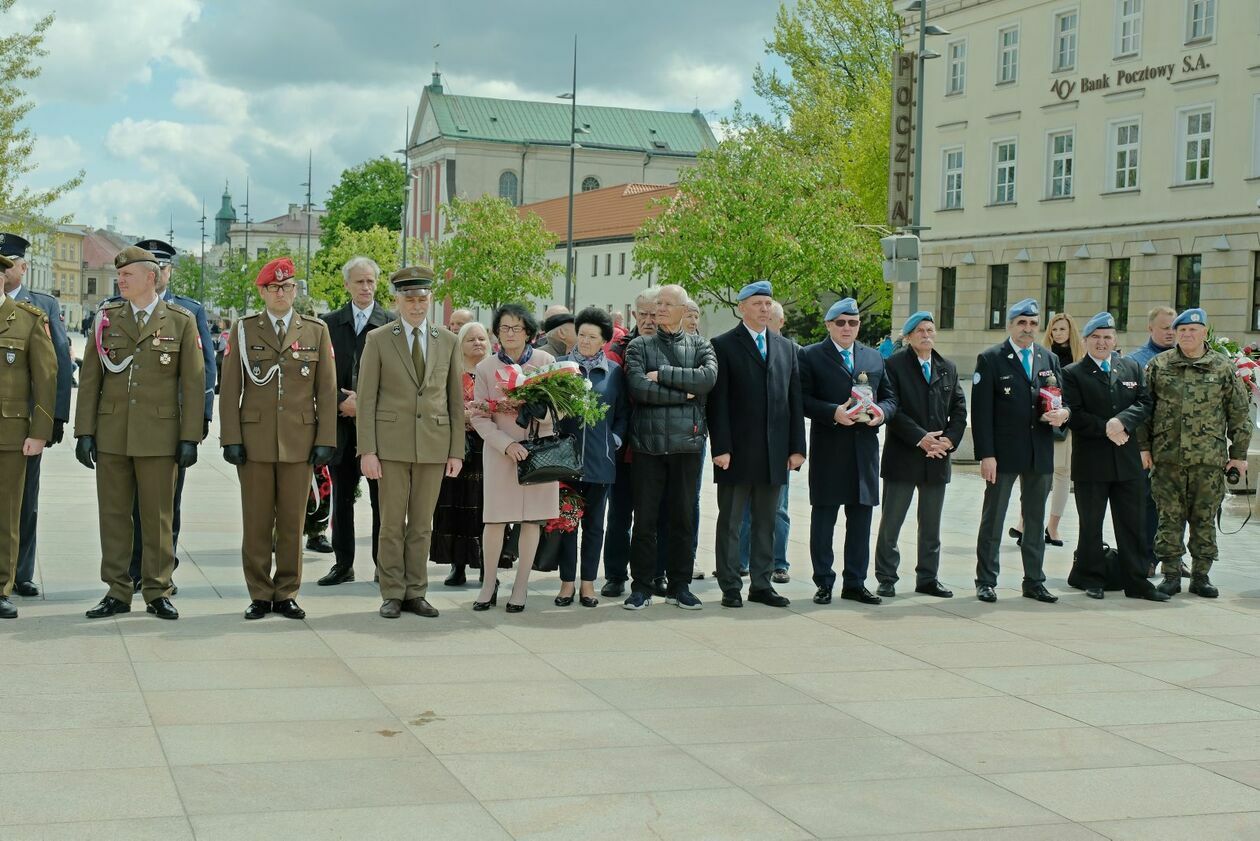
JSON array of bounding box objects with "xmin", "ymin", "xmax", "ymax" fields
[{"xmin": 888, "ymin": 51, "xmax": 916, "ymax": 229}]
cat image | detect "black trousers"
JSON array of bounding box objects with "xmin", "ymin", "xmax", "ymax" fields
[
  {"xmin": 603, "ymin": 458, "xmax": 670, "ymax": 583},
  {"xmin": 16, "ymin": 452, "xmax": 40, "ymax": 584},
  {"xmin": 559, "ymin": 482, "xmax": 610, "ymax": 583},
  {"xmin": 1074, "ymin": 478, "xmax": 1154, "ymax": 596},
  {"xmin": 128, "ymin": 466, "xmax": 185, "ymax": 582},
  {"xmin": 715, "ymin": 482, "xmax": 778, "ymax": 595},
  {"xmin": 331, "ymin": 436, "xmax": 380, "ymax": 570},
  {"xmin": 629, "ymin": 452, "xmax": 701, "ymax": 596}
]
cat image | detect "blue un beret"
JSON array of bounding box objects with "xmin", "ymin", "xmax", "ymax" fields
[
  {"xmin": 825, "ymin": 298, "xmax": 859, "ymax": 321},
  {"xmin": 903, "ymin": 311, "xmax": 934, "ymax": 335},
  {"xmin": 736, "ymin": 280, "xmax": 772, "ymax": 301},
  {"xmin": 1007, "ymin": 298, "xmax": 1039, "ymax": 321},
  {"xmin": 1082, "ymin": 312, "xmax": 1115, "ymax": 337},
  {"xmin": 1172, "ymin": 308, "xmax": 1207, "ymax": 328}
]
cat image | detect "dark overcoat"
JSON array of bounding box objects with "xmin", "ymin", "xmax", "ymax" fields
[
  {"xmin": 1061, "ymin": 354, "xmax": 1151, "ymax": 483},
  {"xmin": 321, "ymin": 302, "xmax": 393, "ymax": 463},
  {"xmin": 880, "ymin": 347, "xmax": 967, "ymax": 485},
  {"xmin": 970, "ymin": 340, "xmax": 1061, "ymax": 475}
]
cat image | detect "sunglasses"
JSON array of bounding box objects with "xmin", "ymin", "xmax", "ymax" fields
[{"xmin": 830, "ymin": 318, "xmax": 860, "ymax": 327}]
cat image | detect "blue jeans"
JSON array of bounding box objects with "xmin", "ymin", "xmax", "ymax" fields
[{"xmin": 740, "ymin": 482, "xmax": 790, "ymax": 571}]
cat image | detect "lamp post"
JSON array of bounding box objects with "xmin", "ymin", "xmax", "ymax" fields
[
  {"xmin": 557, "ymin": 36, "xmax": 579, "ymax": 311},
  {"xmin": 904, "ymin": 0, "xmax": 948, "ymax": 315}
]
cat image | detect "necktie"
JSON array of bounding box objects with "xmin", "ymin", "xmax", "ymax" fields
[
  {"xmin": 1020, "ymin": 347, "xmax": 1032, "ymax": 380},
  {"xmin": 275, "ymin": 319, "xmax": 286, "ymax": 345},
  {"xmin": 756, "ymin": 332, "xmax": 766, "ymax": 360},
  {"xmin": 922, "ymin": 360, "xmax": 931, "ymax": 382},
  {"xmin": 841, "ymin": 348, "xmax": 853, "ymax": 372},
  {"xmin": 136, "ymin": 310, "xmax": 147, "ymax": 331},
  {"xmin": 1101, "ymin": 359, "xmax": 1111, "ymax": 373},
  {"xmin": 412, "ymin": 327, "xmax": 426, "ymax": 382},
  {"xmin": 355, "ymin": 311, "xmax": 366, "ymax": 335}
]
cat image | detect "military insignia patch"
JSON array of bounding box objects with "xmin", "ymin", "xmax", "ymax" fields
[
  {"xmin": 4, "ymin": 351, "xmax": 14, "ymax": 364},
  {"xmin": 973, "ymin": 372, "xmax": 981, "ymax": 384},
  {"xmin": 300, "ymin": 364, "xmax": 310, "ymax": 377},
  {"xmin": 160, "ymin": 353, "xmax": 172, "ymax": 365}
]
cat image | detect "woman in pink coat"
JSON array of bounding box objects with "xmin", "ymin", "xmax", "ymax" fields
[{"xmin": 469, "ymin": 303, "xmax": 559, "ymax": 612}]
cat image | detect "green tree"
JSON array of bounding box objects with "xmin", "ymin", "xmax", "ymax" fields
[
  {"xmin": 431, "ymin": 195, "xmax": 559, "ymax": 310},
  {"xmin": 0, "ymin": 0, "xmax": 84, "ymax": 229},
  {"xmin": 309, "ymin": 222, "xmax": 421, "ymax": 309},
  {"xmin": 319, "ymin": 157, "xmax": 405, "ymax": 250},
  {"xmin": 168, "ymin": 253, "xmax": 215, "ymax": 302},
  {"xmin": 207, "ymin": 244, "xmax": 309, "ymax": 316}
]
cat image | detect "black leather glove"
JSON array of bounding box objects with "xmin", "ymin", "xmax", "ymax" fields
[
  {"xmin": 75, "ymin": 435, "xmax": 97, "ymax": 470},
  {"xmin": 515, "ymin": 400, "xmax": 549, "ymax": 429},
  {"xmin": 222, "ymin": 444, "xmax": 247, "ymax": 466},
  {"xmin": 175, "ymin": 441, "xmax": 198, "ymax": 469},
  {"xmin": 309, "ymin": 446, "xmax": 335, "ymax": 467},
  {"xmin": 203, "ymin": 417, "xmax": 210, "ymax": 439},
  {"xmin": 51, "ymin": 419, "xmax": 65, "ymax": 446}
]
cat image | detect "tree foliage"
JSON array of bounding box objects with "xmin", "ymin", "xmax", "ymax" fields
[
  {"xmin": 0, "ymin": 0, "xmax": 84, "ymax": 230},
  {"xmin": 319, "ymin": 157, "xmax": 405, "ymax": 250},
  {"xmin": 431, "ymin": 195, "xmax": 559, "ymax": 310},
  {"xmin": 309, "ymin": 222, "xmax": 421, "ymax": 310},
  {"xmin": 204, "ymin": 244, "xmax": 310, "ymax": 316}
]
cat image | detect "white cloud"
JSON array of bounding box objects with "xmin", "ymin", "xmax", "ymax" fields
[{"xmin": 31, "ymin": 134, "xmax": 84, "ymax": 175}]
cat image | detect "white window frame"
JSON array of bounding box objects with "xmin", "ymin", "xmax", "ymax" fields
[
  {"xmin": 1115, "ymin": 0, "xmax": 1143, "ymax": 58},
  {"xmin": 942, "ymin": 146, "xmax": 965, "ymax": 209},
  {"xmin": 1176, "ymin": 103, "xmax": 1215, "ymax": 185},
  {"xmin": 991, "ymin": 138, "xmax": 1018, "ymax": 205},
  {"xmin": 1052, "ymin": 7, "xmax": 1079, "ymax": 73},
  {"xmin": 1046, "ymin": 129, "xmax": 1075, "ymax": 198},
  {"xmin": 945, "ymin": 38, "xmax": 967, "ymax": 95},
  {"xmin": 996, "ymin": 25, "xmax": 1020, "ymax": 84},
  {"xmin": 1185, "ymin": 0, "xmax": 1216, "ymax": 43},
  {"xmin": 1106, "ymin": 116, "xmax": 1142, "ymax": 192}
]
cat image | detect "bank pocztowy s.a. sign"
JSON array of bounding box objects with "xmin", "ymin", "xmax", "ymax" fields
[{"xmin": 1049, "ymin": 53, "xmax": 1212, "ymax": 101}]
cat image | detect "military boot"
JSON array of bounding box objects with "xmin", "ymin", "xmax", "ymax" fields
[
  {"xmin": 1156, "ymin": 575, "xmax": 1181, "ymax": 596},
  {"xmin": 1188, "ymin": 574, "xmax": 1218, "ymax": 598}
]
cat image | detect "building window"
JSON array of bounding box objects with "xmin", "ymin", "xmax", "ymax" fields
[
  {"xmin": 1045, "ymin": 262, "xmax": 1067, "ymax": 316},
  {"xmin": 989, "ymin": 265, "xmax": 1009, "ymax": 329},
  {"xmin": 1116, "ymin": 0, "xmax": 1143, "ymax": 57},
  {"xmin": 87, "ymin": 277, "xmax": 97, "ymax": 295},
  {"xmin": 997, "ymin": 25, "xmax": 1020, "ymax": 84},
  {"xmin": 946, "ymin": 39, "xmax": 967, "ymax": 95},
  {"xmin": 498, "ymin": 171, "xmax": 519, "ymax": 205},
  {"xmin": 1053, "ymin": 10, "xmax": 1078, "ymax": 72},
  {"xmin": 619, "ymin": 253, "xmax": 626, "ymax": 275},
  {"xmin": 421, "ymin": 168, "xmax": 432, "ymax": 212},
  {"xmin": 581, "ymin": 176, "xmax": 600, "ymax": 192},
  {"xmin": 1176, "ymin": 254, "xmax": 1202, "ymax": 309},
  {"xmin": 939, "ymin": 267, "xmax": 957, "ymax": 329},
  {"xmin": 604, "ymin": 254, "xmax": 611, "ymax": 276},
  {"xmin": 992, "ymin": 139, "xmax": 1017, "ymax": 204},
  {"xmin": 942, "ymin": 147, "xmax": 964, "ymax": 209},
  {"xmin": 1186, "ymin": 0, "xmax": 1215, "ymax": 42},
  {"xmin": 1109, "ymin": 119, "xmax": 1140, "ymax": 190},
  {"xmin": 1108, "ymin": 259, "xmax": 1131, "ymax": 331},
  {"xmin": 1178, "ymin": 106, "xmax": 1213, "ymax": 184},
  {"xmin": 1252, "ymin": 254, "xmax": 1260, "ymax": 331},
  {"xmin": 1047, "ymin": 130, "xmax": 1074, "ymax": 198},
  {"xmin": 590, "ymin": 254, "xmax": 598, "ymax": 276}
]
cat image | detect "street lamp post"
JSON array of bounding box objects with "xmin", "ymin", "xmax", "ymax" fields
[{"xmin": 558, "ymin": 36, "xmax": 578, "ymax": 312}]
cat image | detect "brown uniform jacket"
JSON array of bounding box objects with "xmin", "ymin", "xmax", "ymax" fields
[
  {"xmin": 218, "ymin": 311, "xmax": 337, "ymax": 463},
  {"xmin": 356, "ymin": 319, "xmax": 463, "ymax": 463},
  {"xmin": 0, "ymin": 295, "xmax": 57, "ymax": 450},
  {"xmin": 75, "ymin": 299, "xmax": 204, "ymax": 456}
]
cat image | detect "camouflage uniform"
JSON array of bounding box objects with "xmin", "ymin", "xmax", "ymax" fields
[{"xmin": 1138, "ymin": 347, "xmax": 1251, "ymax": 581}]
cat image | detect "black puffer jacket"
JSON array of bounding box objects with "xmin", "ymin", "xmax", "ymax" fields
[{"xmin": 625, "ymin": 328, "xmax": 718, "ymax": 455}]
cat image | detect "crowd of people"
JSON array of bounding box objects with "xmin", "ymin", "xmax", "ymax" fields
[{"xmin": 0, "ymin": 235, "xmax": 1253, "ymax": 622}]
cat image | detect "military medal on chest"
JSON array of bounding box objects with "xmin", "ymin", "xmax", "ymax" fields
[
  {"xmin": 160, "ymin": 353, "xmax": 172, "ymax": 365},
  {"xmin": 4, "ymin": 350, "xmax": 14, "ymax": 365}
]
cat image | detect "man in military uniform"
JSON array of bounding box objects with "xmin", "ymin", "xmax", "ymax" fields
[
  {"xmin": 0, "ymin": 253, "xmax": 57, "ymax": 618},
  {"xmin": 75, "ymin": 246, "xmax": 204, "ymax": 619},
  {"xmin": 219, "ymin": 257, "xmax": 337, "ymax": 620},
  {"xmin": 1139, "ymin": 308, "xmax": 1252, "ymax": 598},
  {"xmin": 0, "ymin": 233, "xmax": 74, "ymax": 599}
]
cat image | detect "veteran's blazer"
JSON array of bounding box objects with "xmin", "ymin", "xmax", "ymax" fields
[{"xmin": 1061, "ymin": 354, "xmax": 1152, "ymax": 484}]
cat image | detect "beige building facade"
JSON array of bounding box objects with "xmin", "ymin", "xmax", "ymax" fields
[{"xmin": 900, "ymin": 0, "xmax": 1260, "ymax": 369}]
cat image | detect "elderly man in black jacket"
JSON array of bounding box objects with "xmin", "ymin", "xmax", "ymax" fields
[
  {"xmin": 873, "ymin": 311, "xmax": 966, "ymax": 598},
  {"xmin": 622, "ymin": 284, "xmax": 718, "ymax": 611}
]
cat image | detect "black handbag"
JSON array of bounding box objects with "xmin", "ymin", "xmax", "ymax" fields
[{"xmin": 516, "ymin": 406, "xmax": 583, "ymax": 485}]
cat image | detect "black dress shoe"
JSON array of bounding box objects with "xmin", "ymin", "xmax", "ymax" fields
[
  {"xmin": 747, "ymin": 588, "xmax": 790, "ymax": 607},
  {"xmin": 650, "ymin": 576, "xmax": 669, "ymax": 597},
  {"xmin": 402, "ymin": 597, "xmax": 439, "ymax": 617},
  {"xmin": 0, "ymin": 597, "xmax": 16, "ymax": 619},
  {"xmin": 720, "ymin": 590, "xmax": 743, "ymax": 608},
  {"xmin": 579, "ymin": 595, "xmax": 599, "ymax": 608},
  {"xmin": 1022, "ymin": 584, "xmax": 1059, "ymax": 604},
  {"xmin": 273, "ymin": 599, "xmax": 307, "ymax": 619},
  {"xmin": 317, "ymin": 565, "xmax": 355, "ymax": 586},
  {"xmin": 600, "ymin": 580, "xmax": 625, "ymax": 598},
  {"xmin": 840, "ymin": 587, "xmax": 882, "ymax": 605},
  {"xmin": 1044, "ymin": 530, "xmax": 1065, "ymax": 547},
  {"xmin": 1085, "ymin": 588, "xmax": 1105, "ymax": 600},
  {"xmin": 380, "ymin": 599, "xmax": 402, "ymax": 618},
  {"xmin": 146, "ymin": 597, "xmax": 179, "ymax": 620},
  {"xmin": 876, "ymin": 582, "xmax": 896, "ymax": 598},
  {"xmin": 305, "ymin": 534, "xmax": 334, "ymax": 554},
  {"xmin": 813, "ymin": 587, "xmax": 832, "ymax": 605},
  {"xmin": 976, "ymin": 585, "xmax": 997, "ymax": 603},
  {"xmin": 13, "ymin": 581, "xmax": 38, "ymax": 597},
  {"xmin": 554, "ymin": 593, "xmax": 574, "ymax": 607},
  {"xmin": 914, "ymin": 580, "xmax": 954, "ymax": 598},
  {"xmin": 244, "ymin": 600, "xmax": 271, "ymax": 620},
  {"xmin": 444, "ymin": 568, "xmax": 467, "ymax": 587},
  {"xmin": 1130, "ymin": 588, "xmax": 1171, "ymax": 602},
  {"xmin": 86, "ymin": 595, "xmax": 131, "ymax": 618}
]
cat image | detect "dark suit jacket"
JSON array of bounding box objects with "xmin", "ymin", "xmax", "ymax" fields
[
  {"xmin": 1062, "ymin": 354, "xmax": 1151, "ymax": 483},
  {"xmin": 881, "ymin": 347, "xmax": 967, "ymax": 485},
  {"xmin": 800, "ymin": 340, "xmax": 896, "ymax": 507},
  {"xmin": 970, "ymin": 340, "xmax": 1061, "ymax": 474},
  {"xmin": 321, "ymin": 302, "xmax": 394, "ymax": 462},
  {"xmin": 15, "ymin": 286, "xmax": 72, "ymax": 421},
  {"xmin": 706, "ymin": 325, "xmax": 806, "ymax": 486}
]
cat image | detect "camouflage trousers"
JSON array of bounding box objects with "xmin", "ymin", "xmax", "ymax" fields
[{"xmin": 1151, "ymin": 462, "xmax": 1225, "ymax": 577}]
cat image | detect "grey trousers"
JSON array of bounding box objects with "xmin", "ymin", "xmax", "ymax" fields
[
  {"xmin": 16, "ymin": 452, "xmax": 39, "ymax": 584},
  {"xmin": 874, "ymin": 480, "xmax": 947, "ymax": 586},
  {"xmin": 715, "ymin": 482, "xmax": 778, "ymax": 595},
  {"xmin": 975, "ymin": 471, "xmax": 1051, "ymax": 588}
]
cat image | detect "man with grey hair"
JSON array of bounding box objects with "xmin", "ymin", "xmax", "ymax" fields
[
  {"xmin": 317, "ymin": 256, "xmax": 393, "ymax": 585},
  {"xmin": 448, "ymin": 308, "xmax": 475, "ymax": 333}
]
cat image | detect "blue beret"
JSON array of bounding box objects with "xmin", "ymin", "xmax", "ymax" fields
[
  {"xmin": 1082, "ymin": 312, "xmax": 1115, "ymax": 337},
  {"xmin": 1172, "ymin": 308, "xmax": 1207, "ymax": 328},
  {"xmin": 1007, "ymin": 298, "xmax": 1039, "ymax": 321},
  {"xmin": 902, "ymin": 311, "xmax": 934, "ymax": 335},
  {"xmin": 736, "ymin": 280, "xmax": 772, "ymax": 301},
  {"xmin": 135, "ymin": 239, "xmax": 175, "ymax": 261},
  {"xmin": 825, "ymin": 298, "xmax": 859, "ymax": 321}
]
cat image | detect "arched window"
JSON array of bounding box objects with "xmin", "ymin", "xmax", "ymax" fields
[
  {"xmin": 498, "ymin": 171, "xmax": 519, "ymax": 205},
  {"xmin": 581, "ymin": 176, "xmax": 601, "ymax": 192}
]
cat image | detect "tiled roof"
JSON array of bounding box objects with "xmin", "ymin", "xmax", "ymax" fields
[
  {"xmin": 81, "ymin": 228, "xmax": 132, "ymax": 269},
  {"xmin": 519, "ymin": 183, "xmax": 678, "ymax": 245}
]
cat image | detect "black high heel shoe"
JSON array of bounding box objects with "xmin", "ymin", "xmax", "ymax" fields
[
  {"xmin": 472, "ymin": 582, "xmax": 498, "ymax": 611},
  {"xmin": 579, "ymin": 595, "xmax": 599, "ymax": 608},
  {"xmin": 554, "ymin": 593, "xmax": 574, "ymax": 607},
  {"xmin": 505, "ymin": 600, "xmax": 526, "ymax": 613},
  {"xmin": 1044, "ymin": 530, "xmax": 1065, "ymax": 547}
]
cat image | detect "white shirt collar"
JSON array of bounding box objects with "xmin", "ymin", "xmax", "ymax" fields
[
  {"xmin": 132, "ymin": 297, "xmax": 158, "ymax": 320},
  {"xmin": 832, "ymin": 339, "xmax": 854, "ymax": 355},
  {"xmin": 10, "ymin": 284, "xmax": 24, "ymax": 299},
  {"xmin": 1009, "ymin": 338, "xmax": 1034, "ymax": 356},
  {"xmin": 743, "ymin": 323, "xmax": 766, "ymax": 343},
  {"xmin": 404, "ymin": 319, "xmax": 428, "ymax": 351},
  {"xmin": 271, "ymin": 309, "xmax": 293, "ymax": 332},
  {"xmin": 352, "ymin": 302, "xmax": 373, "ymax": 320},
  {"xmin": 1090, "ymin": 354, "xmax": 1111, "ymax": 369}
]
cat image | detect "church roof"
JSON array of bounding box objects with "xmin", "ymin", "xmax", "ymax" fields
[{"xmin": 519, "ymin": 183, "xmax": 678, "ymax": 245}]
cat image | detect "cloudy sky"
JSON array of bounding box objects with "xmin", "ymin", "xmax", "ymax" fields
[{"xmin": 13, "ymin": 0, "xmax": 780, "ymax": 248}]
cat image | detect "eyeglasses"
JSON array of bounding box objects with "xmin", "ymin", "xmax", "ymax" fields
[
  {"xmin": 262, "ymin": 282, "xmax": 297, "ymax": 294},
  {"xmin": 498, "ymin": 324, "xmax": 528, "ymax": 335},
  {"xmin": 397, "ymin": 290, "xmax": 432, "ymax": 299},
  {"xmin": 830, "ymin": 318, "xmax": 860, "ymax": 327}
]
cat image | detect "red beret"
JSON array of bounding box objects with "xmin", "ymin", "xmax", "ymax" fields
[{"xmin": 256, "ymin": 257, "xmax": 296, "ymax": 287}]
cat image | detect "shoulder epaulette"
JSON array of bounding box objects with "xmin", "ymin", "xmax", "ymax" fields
[
  {"xmin": 165, "ymin": 301, "xmax": 193, "ymax": 318},
  {"xmin": 14, "ymin": 300, "xmax": 46, "ymax": 319},
  {"xmin": 101, "ymin": 299, "xmax": 126, "ymax": 311}
]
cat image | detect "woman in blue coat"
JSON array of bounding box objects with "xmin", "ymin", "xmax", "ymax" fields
[{"xmin": 555, "ymin": 307, "xmax": 628, "ymax": 606}]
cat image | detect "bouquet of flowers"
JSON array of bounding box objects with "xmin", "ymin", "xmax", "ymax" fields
[
  {"xmin": 495, "ymin": 361, "xmax": 609, "ymax": 426},
  {"xmin": 543, "ymin": 483, "xmax": 585, "ymax": 534}
]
